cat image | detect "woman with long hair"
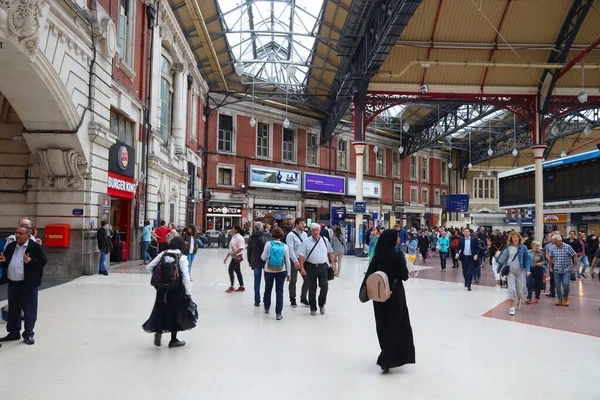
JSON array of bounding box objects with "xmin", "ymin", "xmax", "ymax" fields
[
  {"xmin": 496, "ymin": 232, "xmax": 531, "ymax": 316},
  {"xmin": 331, "ymin": 226, "xmax": 346, "ymax": 277},
  {"xmin": 361, "ymin": 229, "xmax": 415, "ymax": 373},
  {"xmin": 182, "ymin": 225, "xmax": 198, "ymax": 275}
]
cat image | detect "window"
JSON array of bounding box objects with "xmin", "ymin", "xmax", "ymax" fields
[
  {"xmin": 422, "ymin": 188, "xmax": 429, "ymax": 204},
  {"xmin": 159, "ymin": 54, "xmax": 173, "ymax": 145},
  {"xmin": 410, "ymin": 187, "xmax": 419, "ymax": 203},
  {"xmin": 338, "ymin": 139, "xmax": 347, "ymax": 170},
  {"xmin": 441, "ymin": 161, "xmax": 449, "ymax": 184},
  {"xmin": 307, "ymin": 133, "xmax": 318, "ymax": 166},
  {"xmin": 189, "ymin": 95, "xmax": 197, "ymax": 142},
  {"xmin": 392, "ymin": 151, "xmax": 401, "ymax": 177},
  {"xmin": 217, "ymin": 165, "xmax": 234, "ymax": 186},
  {"xmin": 218, "ymin": 114, "xmax": 234, "ymax": 153},
  {"xmin": 283, "ymin": 128, "xmax": 295, "ymax": 162},
  {"xmin": 473, "ymin": 178, "xmax": 496, "ymax": 199},
  {"xmin": 116, "ymin": 0, "xmax": 135, "ymax": 73},
  {"xmin": 376, "ymin": 148, "xmax": 385, "ymax": 176},
  {"xmin": 421, "ymin": 157, "xmax": 429, "ymax": 181},
  {"xmin": 435, "ymin": 189, "xmax": 441, "ymax": 205},
  {"xmin": 169, "ymin": 203, "xmax": 175, "ymax": 225},
  {"xmin": 256, "ymin": 122, "xmax": 270, "ymax": 158},
  {"xmin": 410, "ymin": 155, "xmax": 417, "ymax": 180},
  {"xmin": 394, "ymin": 184, "xmax": 403, "ymax": 202},
  {"xmin": 110, "ymin": 110, "xmax": 134, "ymax": 146}
]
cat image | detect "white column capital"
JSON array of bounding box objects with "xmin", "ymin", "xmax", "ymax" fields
[
  {"xmin": 530, "ymin": 145, "xmax": 547, "ymax": 159},
  {"xmin": 352, "ymin": 141, "xmax": 367, "ymax": 155}
]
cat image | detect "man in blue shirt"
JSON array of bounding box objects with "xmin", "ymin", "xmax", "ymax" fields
[
  {"xmin": 549, "ymin": 234, "xmax": 578, "ymax": 306},
  {"xmin": 141, "ymin": 220, "xmax": 153, "ymax": 265}
]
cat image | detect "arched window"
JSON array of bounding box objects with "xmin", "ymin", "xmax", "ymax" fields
[{"xmin": 160, "ymin": 53, "xmax": 173, "ymax": 145}]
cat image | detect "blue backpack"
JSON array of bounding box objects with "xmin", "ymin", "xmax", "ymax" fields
[{"xmin": 267, "ymin": 241, "xmax": 285, "ymax": 271}]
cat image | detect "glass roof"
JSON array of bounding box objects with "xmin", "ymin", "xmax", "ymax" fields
[{"xmin": 216, "ymin": 0, "xmax": 325, "ymax": 91}]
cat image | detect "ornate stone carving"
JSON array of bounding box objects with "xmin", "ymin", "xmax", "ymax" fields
[
  {"xmin": 36, "ymin": 149, "xmax": 88, "ymax": 190},
  {"xmin": 0, "ymin": 0, "xmax": 48, "ymax": 58}
]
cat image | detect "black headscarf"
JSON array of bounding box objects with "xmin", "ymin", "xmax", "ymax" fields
[{"xmin": 366, "ymin": 229, "xmax": 409, "ymax": 282}]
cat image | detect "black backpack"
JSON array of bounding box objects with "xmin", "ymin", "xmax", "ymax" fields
[{"xmin": 151, "ymin": 252, "xmax": 182, "ymax": 291}]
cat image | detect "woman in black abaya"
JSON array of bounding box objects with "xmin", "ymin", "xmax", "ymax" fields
[{"xmin": 362, "ymin": 229, "xmax": 415, "ymax": 373}]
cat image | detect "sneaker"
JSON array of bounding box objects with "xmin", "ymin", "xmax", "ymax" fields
[
  {"xmin": 310, "ymin": 310, "xmax": 317, "ymax": 316},
  {"xmin": 319, "ymin": 307, "xmax": 326, "ymax": 315},
  {"xmin": 168, "ymin": 340, "xmax": 186, "ymax": 348},
  {"xmin": 545, "ymin": 292, "xmax": 555, "ymax": 298},
  {"xmin": 414, "ymin": 271, "xmax": 419, "ymax": 278},
  {"xmin": 468, "ymin": 287, "xmax": 472, "ymax": 291},
  {"xmin": 290, "ymin": 300, "xmax": 297, "ymax": 308},
  {"xmin": 225, "ymin": 287, "xmax": 235, "ymax": 293},
  {"xmin": 509, "ymin": 307, "xmax": 516, "ymax": 316},
  {"xmin": 300, "ymin": 299, "xmax": 309, "ymax": 307},
  {"xmin": 525, "ymin": 299, "xmax": 532, "ymax": 304},
  {"xmin": 235, "ymin": 286, "xmax": 245, "ymax": 292},
  {"xmin": 534, "ymin": 298, "xmax": 540, "ymax": 304},
  {"xmin": 276, "ymin": 315, "xmax": 282, "ymax": 321}
]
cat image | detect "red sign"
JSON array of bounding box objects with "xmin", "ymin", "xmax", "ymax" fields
[{"xmin": 108, "ymin": 171, "xmax": 136, "ymax": 199}]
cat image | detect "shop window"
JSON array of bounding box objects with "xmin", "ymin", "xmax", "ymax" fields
[
  {"xmin": 441, "ymin": 160, "xmax": 449, "ymax": 184},
  {"xmin": 394, "ymin": 184, "xmax": 403, "ymax": 202},
  {"xmin": 307, "ymin": 133, "xmax": 318, "ymax": 166},
  {"xmin": 410, "ymin": 155, "xmax": 417, "ymax": 180},
  {"xmin": 256, "ymin": 122, "xmax": 270, "ymax": 158},
  {"xmin": 392, "ymin": 151, "xmax": 400, "ymax": 177},
  {"xmin": 435, "ymin": 189, "xmax": 440, "ymax": 205},
  {"xmin": 338, "ymin": 139, "xmax": 347, "ymax": 170},
  {"xmin": 473, "ymin": 177, "xmax": 496, "ymax": 199},
  {"xmin": 217, "ymin": 165, "xmax": 234, "ymax": 186},
  {"xmin": 421, "ymin": 157, "xmax": 429, "ymax": 181},
  {"xmin": 218, "ymin": 114, "xmax": 234, "ymax": 153},
  {"xmin": 410, "ymin": 187, "xmax": 418, "ymax": 203},
  {"xmin": 376, "ymin": 148, "xmax": 384, "ymax": 176},
  {"xmin": 160, "ymin": 54, "xmax": 173, "ymax": 145},
  {"xmin": 283, "ymin": 128, "xmax": 295, "ymax": 162},
  {"xmin": 422, "ymin": 188, "xmax": 429, "ymax": 204},
  {"xmin": 110, "ymin": 110, "xmax": 135, "ymax": 146}
]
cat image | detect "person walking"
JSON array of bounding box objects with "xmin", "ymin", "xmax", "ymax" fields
[
  {"xmin": 298, "ymin": 223, "xmax": 335, "ymax": 316},
  {"xmin": 360, "ymin": 229, "xmax": 415, "ymax": 374},
  {"xmin": 544, "ymin": 231, "xmax": 559, "ymax": 298},
  {"xmin": 417, "ymin": 231, "xmax": 429, "ymax": 264},
  {"xmin": 331, "ymin": 226, "xmax": 346, "ymax": 277},
  {"xmin": 456, "ymin": 228, "xmax": 478, "ymax": 291},
  {"xmin": 182, "ymin": 225, "xmax": 198, "ymax": 275},
  {"xmin": 143, "ymin": 236, "xmax": 191, "ymax": 348},
  {"xmin": 526, "ymin": 241, "xmax": 545, "ymax": 304},
  {"xmin": 0, "ymin": 224, "xmax": 47, "ymax": 346},
  {"xmin": 577, "ymin": 232, "xmax": 590, "ymax": 278},
  {"xmin": 225, "ymin": 226, "xmax": 246, "ymax": 293},
  {"xmin": 436, "ymin": 231, "xmax": 450, "ymax": 272},
  {"xmin": 548, "ymin": 234, "xmax": 578, "ymax": 307},
  {"xmin": 586, "ymin": 230, "xmax": 598, "ymax": 278},
  {"xmin": 496, "ymin": 232, "xmax": 531, "ymax": 315},
  {"xmin": 154, "ymin": 220, "xmax": 170, "ymax": 253},
  {"xmin": 141, "ymin": 220, "xmax": 153, "ymax": 265},
  {"xmin": 285, "ymin": 218, "xmax": 308, "ymax": 307},
  {"xmin": 96, "ymin": 220, "xmax": 112, "ymax": 276},
  {"xmin": 247, "ymin": 222, "xmax": 272, "ymax": 307},
  {"xmin": 260, "ymin": 228, "xmax": 291, "ymax": 320},
  {"xmin": 369, "ymin": 228, "xmax": 380, "ymax": 261},
  {"xmin": 450, "ymin": 230, "xmax": 460, "ymax": 268}
]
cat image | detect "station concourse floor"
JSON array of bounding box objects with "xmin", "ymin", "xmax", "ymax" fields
[{"xmin": 1, "ymin": 249, "xmax": 599, "ymax": 400}]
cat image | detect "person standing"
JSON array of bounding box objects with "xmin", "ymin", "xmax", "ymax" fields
[
  {"xmin": 225, "ymin": 226, "xmax": 246, "ymax": 293},
  {"xmin": 286, "ymin": 218, "xmax": 308, "ymax": 307},
  {"xmin": 247, "ymin": 222, "xmax": 272, "ymax": 307},
  {"xmin": 436, "ymin": 231, "xmax": 450, "ymax": 272},
  {"xmin": 369, "ymin": 227, "xmax": 380, "ymax": 261},
  {"xmin": 527, "ymin": 241, "xmax": 546, "ymax": 304},
  {"xmin": 496, "ymin": 232, "xmax": 531, "ymax": 315},
  {"xmin": 97, "ymin": 220, "xmax": 112, "ymax": 276},
  {"xmin": 450, "ymin": 230, "xmax": 460, "ymax": 268},
  {"xmin": 182, "ymin": 225, "xmax": 198, "ymax": 275},
  {"xmin": 586, "ymin": 230, "xmax": 598, "ymax": 278},
  {"xmin": 577, "ymin": 232, "xmax": 590, "ymax": 278},
  {"xmin": 544, "ymin": 232, "xmax": 558, "ymax": 298},
  {"xmin": 418, "ymin": 231, "xmax": 429, "ymax": 264},
  {"xmin": 141, "ymin": 220, "xmax": 153, "ymax": 265},
  {"xmin": 154, "ymin": 220, "xmax": 170, "ymax": 253},
  {"xmin": 456, "ymin": 228, "xmax": 478, "ymax": 291},
  {"xmin": 360, "ymin": 229, "xmax": 415, "ymax": 374},
  {"xmin": 0, "ymin": 224, "xmax": 47, "ymax": 346},
  {"xmin": 298, "ymin": 223, "xmax": 335, "ymax": 316},
  {"xmin": 548, "ymin": 234, "xmax": 578, "ymax": 307},
  {"xmin": 331, "ymin": 227, "xmax": 347, "ymax": 277},
  {"xmin": 399, "ymin": 225, "xmax": 408, "ymax": 245},
  {"xmin": 260, "ymin": 228, "xmax": 291, "ymax": 320}
]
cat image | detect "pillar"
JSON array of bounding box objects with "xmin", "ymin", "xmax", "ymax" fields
[
  {"xmin": 171, "ymin": 63, "xmax": 185, "ymax": 155},
  {"xmin": 352, "ymin": 141, "xmax": 367, "ymax": 249},
  {"xmin": 531, "ymin": 145, "xmax": 546, "ymax": 242}
]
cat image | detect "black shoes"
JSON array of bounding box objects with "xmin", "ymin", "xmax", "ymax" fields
[
  {"xmin": 300, "ymin": 299, "xmax": 309, "ymax": 307},
  {"xmin": 168, "ymin": 340, "xmax": 186, "ymax": 348},
  {"xmin": 154, "ymin": 333, "xmax": 162, "ymax": 347},
  {"xmin": 290, "ymin": 300, "xmax": 297, "ymax": 308},
  {"xmin": 254, "ymin": 302, "xmax": 260, "ymax": 307},
  {"xmin": 23, "ymin": 336, "xmax": 35, "ymax": 345},
  {"xmin": 0, "ymin": 333, "xmax": 21, "ymax": 342},
  {"xmin": 381, "ymin": 367, "xmax": 390, "ymax": 374},
  {"xmin": 99, "ymin": 271, "xmax": 109, "ymax": 276},
  {"xmin": 545, "ymin": 292, "xmax": 556, "ymax": 298}
]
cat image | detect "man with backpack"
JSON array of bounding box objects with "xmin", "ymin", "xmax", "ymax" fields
[
  {"xmin": 286, "ymin": 218, "xmax": 308, "ymax": 307},
  {"xmin": 247, "ymin": 222, "xmax": 272, "ymax": 307}
]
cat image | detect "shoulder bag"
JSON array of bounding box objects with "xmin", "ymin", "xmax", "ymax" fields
[{"xmin": 500, "ymin": 250, "xmax": 519, "ymax": 276}]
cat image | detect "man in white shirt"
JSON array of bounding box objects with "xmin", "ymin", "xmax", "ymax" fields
[
  {"xmin": 456, "ymin": 228, "xmax": 478, "ymax": 291},
  {"xmin": 286, "ymin": 218, "xmax": 308, "ymax": 307},
  {"xmin": 4, "ymin": 217, "xmax": 38, "ymax": 251},
  {"xmin": 298, "ymin": 223, "xmax": 335, "ymax": 316},
  {"xmin": 225, "ymin": 226, "xmax": 246, "ymax": 293}
]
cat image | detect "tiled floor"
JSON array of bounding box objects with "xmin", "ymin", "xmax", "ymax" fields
[{"xmin": 1, "ymin": 249, "xmax": 599, "ymax": 400}]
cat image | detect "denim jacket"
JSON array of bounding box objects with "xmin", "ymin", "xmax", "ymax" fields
[{"xmin": 496, "ymin": 244, "xmax": 531, "ymax": 273}]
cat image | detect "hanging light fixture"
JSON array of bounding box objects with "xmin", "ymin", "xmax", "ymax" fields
[
  {"xmin": 487, "ymin": 170, "xmax": 492, "ymax": 176},
  {"xmin": 283, "ymin": 64, "xmax": 289, "ymax": 129},
  {"xmin": 235, "ymin": 6, "xmax": 245, "ymax": 77},
  {"xmin": 399, "ymin": 113, "xmax": 404, "ymax": 154},
  {"xmin": 512, "ymin": 113, "xmax": 518, "ymax": 157},
  {"xmin": 373, "ymin": 145, "xmax": 379, "ymax": 154},
  {"xmin": 468, "ymin": 129, "xmax": 472, "ymax": 169},
  {"xmin": 487, "ymin": 118, "xmax": 493, "ymax": 156},
  {"xmin": 551, "ymin": 125, "xmax": 559, "ymax": 136},
  {"xmin": 448, "ymin": 137, "xmax": 452, "ymax": 169},
  {"xmin": 249, "ymin": 74, "xmax": 256, "ymax": 127},
  {"xmin": 403, "ymin": 121, "xmax": 410, "ymax": 133},
  {"xmin": 286, "ymin": 64, "xmax": 297, "ymax": 79},
  {"xmin": 584, "ymin": 125, "xmax": 592, "ymax": 135},
  {"xmin": 578, "ymin": 62, "xmax": 588, "ymax": 104},
  {"xmin": 560, "ymin": 150, "xmax": 567, "ymax": 158}
]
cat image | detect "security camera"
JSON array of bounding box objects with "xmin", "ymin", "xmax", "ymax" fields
[{"xmin": 420, "ymin": 84, "xmax": 429, "ymax": 94}]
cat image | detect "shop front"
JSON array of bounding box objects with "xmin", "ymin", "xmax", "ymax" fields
[
  {"xmin": 571, "ymin": 211, "xmax": 600, "ymax": 234},
  {"xmin": 107, "ymin": 141, "xmax": 136, "ymax": 262},
  {"xmin": 304, "ymin": 206, "xmax": 317, "ymax": 225},
  {"xmin": 253, "ymin": 205, "xmax": 296, "ymax": 228},
  {"xmin": 543, "ymin": 213, "xmax": 568, "ymax": 236},
  {"xmin": 206, "ymin": 203, "xmax": 243, "ymax": 231}
]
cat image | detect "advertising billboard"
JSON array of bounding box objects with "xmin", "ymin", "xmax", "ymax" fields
[
  {"xmin": 347, "ymin": 178, "xmax": 382, "ymax": 199},
  {"xmin": 303, "ymin": 173, "xmax": 345, "ymax": 195},
  {"xmin": 249, "ymin": 165, "xmax": 301, "ymax": 191}
]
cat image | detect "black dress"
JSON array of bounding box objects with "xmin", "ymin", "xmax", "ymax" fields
[
  {"xmin": 418, "ymin": 235, "xmax": 429, "ymax": 259},
  {"xmin": 363, "ymin": 229, "xmax": 416, "ymax": 370}
]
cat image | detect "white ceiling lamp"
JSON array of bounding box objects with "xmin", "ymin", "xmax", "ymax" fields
[
  {"xmin": 512, "ymin": 148, "xmax": 519, "ymax": 157},
  {"xmin": 250, "ymin": 117, "xmax": 256, "ymax": 128},
  {"xmin": 468, "ymin": 162, "xmax": 473, "ymax": 169},
  {"xmin": 235, "ymin": 62, "xmax": 245, "ymax": 76},
  {"xmin": 249, "ymin": 69, "xmax": 256, "ymax": 127},
  {"xmin": 286, "ymin": 64, "xmax": 297, "ymax": 79},
  {"xmin": 512, "ymin": 114, "xmax": 518, "ymax": 157},
  {"xmin": 578, "ymin": 62, "xmax": 588, "ymax": 104},
  {"xmin": 403, "ymin": 122, "xmax": 410, "ymax": 133},
  {"xmin": 560, "ymin": 150, "xmax": 567, "ymax": 158},
  {"xmin": 283, "ymin": 118, "xmax": 290, "ymax": 129},
  {"xmin": 487, "ymin": 148, "xmax": 493, "ymax": 156},
  {"xmin": 448, "ymin": 136, "xmax": 452, "ymax": 169},
  {"xmin": 487, "ymin": 118, "xmax": 493, "ymax": 156},
  {"xmin": 373, "ymin": 145, "xmax": 379, "ymax": 154},
  {"xmin": 399, "ymin": 113, "xmax": 405, "ymax": 154},
  {"xmin": 487, "ymin": 170, "xmax": 492, "ymax": 176},
  {"xmin": 283, "ymin": 60, "xmax": 290, "ymax": 129},
  {"xmin": 584, "ymin": 125, "xmax": 592, "ymax": 135},
  {"xmin": 551, "ymin": 125, "xmax": 559, "ymax": 136},
  {"xmin": 448, "ymin": 162, "xmax": 453, "ymax": 169},
  {"xmin": 398, "ymin": 146, "xmax": 404, "ymax": 154},
  {"xmin": 468, "ymin": 129, "xmax": 472, "ymax": 169}
]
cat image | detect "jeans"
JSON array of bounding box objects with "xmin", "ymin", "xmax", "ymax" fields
[
  {"xmin": 527, "ymin": 267, "xmax": 544, "ymax": 299},
  {"xmin": 142, "ymin": 241, "xmax": 151, "ymax": 262},
  {"xmin": 99, "ymin": 249, "xmax": 107, "ymax": 272},
  {"xmin": 439, "ymin": 251, "xmax": 448, "ymax": 270},
  {"xmin": 253, "ymin": 266, "xmax": 263, "ymax": 304},
  {"xmin": 263, "ymin": 270, "xmax": 287, "ymax": 315},
  {"xmin": 554, "ymin": 270, "xmax": 571, "ymax": 299},
  {"xmin": 7, "ymin": 281, "xmax": 38, "ymax": 338},
  {"xmin": 187, "ymin": 253, "xmax": 196, "ymax": 274},
  {"xmin": 578, "ymin": 255, "xmax": 590, "ymax": 276},
  {"xmin": 228, "ymin": 259, "xmax": 244, "ymax": 287},
  {"xmin": 305, "ymin": 262, "xmax": 329, "ymax": 311},
  {"xmin": 474, "ymin": 257, "xmax": 482, "ymax": 281},
  {"xmin": 461, "ymin": 256, "xmax": 475, "ymax": 289}
]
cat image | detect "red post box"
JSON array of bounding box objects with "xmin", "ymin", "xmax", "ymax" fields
[{"xmin": 44, "ymin": 224, "xmax": 70, "ymax": 247}]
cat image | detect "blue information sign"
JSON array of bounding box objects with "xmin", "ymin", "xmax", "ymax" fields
[
  {"xmin": 353, "ymin": 202, "xmax": 367, "ymax": 213},
  {"xmin": 441, "ymin": 195, "xmax": 470, "ymax": 212},
  {"xmin": 331, "ymin": 206, "xmax": 347, "ymax": 225}
]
